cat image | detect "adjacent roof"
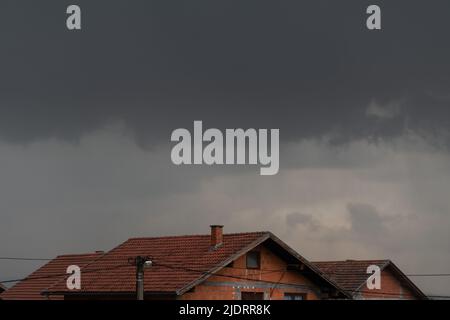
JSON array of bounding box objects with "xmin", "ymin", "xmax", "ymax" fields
[
  {"xmin": 0, "ymin": 253, "xmax": 103, "ymax": 300},
  {"xmin": 313, "ymin": 260, "xmax": 428, "ymax": 299},
  {"xmin": 45, "ymin": 232, "xmax": 349, "ymax": 298}
]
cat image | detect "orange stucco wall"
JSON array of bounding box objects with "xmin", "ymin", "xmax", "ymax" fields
[{"xmin": 358, "ymin": 268, "xmax": 417, "ymax": 300}]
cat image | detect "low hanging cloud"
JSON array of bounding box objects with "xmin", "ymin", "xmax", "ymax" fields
[
  {"xmin": 347, "ymin": 203, "xmax": 387, "ymax": 238},
  {"xmin": 286, "ymin": 212, "xmax": 320, "ymax": 231},
  {"xmin": 366, "ymin": 99, "xmax": 403, "ymax": 119}
]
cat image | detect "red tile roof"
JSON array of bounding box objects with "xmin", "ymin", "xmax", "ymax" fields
[
  {"xmin": 0, "ymin": 253, "xmax": 103, "ymax": 300},
  {"xmin": 46, "ymin": 232, "xmax": 269, "ymax": 295},
  {"xmin": 313, "ymin": 260, "xmax": 390, "ymax": 293},
  {"xmin": 44, "ymin": 232, "xmax": 349, "ymax": 298},
  {"xmin": 313, "ymin": 260, "xmax": 427, "ymax": 299}
]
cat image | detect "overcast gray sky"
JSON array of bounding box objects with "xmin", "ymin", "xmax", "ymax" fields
[{"xmin": 1, "ymin": 0, "xmax": 450, "ymax": 296}]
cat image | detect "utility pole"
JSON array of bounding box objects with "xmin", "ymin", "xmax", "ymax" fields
[{"xmin": 131, "ymin": 256, "xmax": 152, "ymax": 301}]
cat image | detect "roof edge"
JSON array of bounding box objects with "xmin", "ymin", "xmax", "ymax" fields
[
  {"xmin": 384, "ymin": 260, "xmax": 429, "ymax": 300},
  {"xmin": 265, "ymin": 232, "xmax": 352, "ymax": 299},
  {"xmin": 177, "ymin": 232, "xmax": 272, "ymax": 295}
]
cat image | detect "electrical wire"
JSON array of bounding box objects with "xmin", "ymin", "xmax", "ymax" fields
[
  {"xmin": 151, "ymin": 261, "xmax": 450, "ymax": 300},
  {"xmin": 2, "ymin": 255, "xmax": 450, "ymax": 299},
  {"xmin": 2, "ymin": 256, "xmax": 450, "ymax": 278},
  {"xmin": 0, "ymin": 264, "xmax": 130, "ymax": 285},
  {"xmin": 0, "ymin": 257, "xmax": 52, "ymax": 261}
]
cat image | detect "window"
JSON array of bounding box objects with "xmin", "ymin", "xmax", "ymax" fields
[
  {"xmin": 241, "ymin": 292, "xmax": 265, "ymax": 301},
  {"xmin": 246, "ymin": 251, "xmax": 261, "ymax": 269},
  {"xmin": 284, "ymin": 293, "xmax": 306, "ymax": 301}
]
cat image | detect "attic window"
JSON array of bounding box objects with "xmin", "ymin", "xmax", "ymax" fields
[{"xmin": 246, "ymin": 251, "xmax": 261, "ymax": 270}]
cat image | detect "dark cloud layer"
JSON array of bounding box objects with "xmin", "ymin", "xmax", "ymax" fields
[
  {"xmin": 0, "ymin": 0, "xmax": 449, "ymax": 146},
  {"xmin": 1, "ymin": 1, "xmax": 450, "ymax": 296}
]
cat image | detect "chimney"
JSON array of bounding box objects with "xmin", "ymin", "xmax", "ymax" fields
[{"xmin": 210, "ymin": 225, "xmax": 224, "ymax": 248}]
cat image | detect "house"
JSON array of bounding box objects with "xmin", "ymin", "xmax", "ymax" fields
[
  {"xmin": 43, "ymin": 226, "xmax": 349, "ymax": 300},
  {"xmin": 42, "ymin": 226, "xmax": 349, "ymax": 300},
  {"xmin": 313, "ymin": 260, "xmax": 428, "ymax": 300},
  {"xmin": 0, "ymin": 252, "xmax": 104, "ymax": 300}
]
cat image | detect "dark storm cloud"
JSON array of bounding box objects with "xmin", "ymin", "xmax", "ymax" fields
[
  {"xmin": 0, "ymin": 0, "xmax": 449, "ymax": 146},
  {"xmin": 347, "ymin": 203, "xmax": 386, "ymax": 238},
  {"xmin": 2, "ymin": 1, "xmax": 450, "ymax": 296},
  {"xmin": 286, "ymin": 212, "xmax": 319, "ymax": 231}
]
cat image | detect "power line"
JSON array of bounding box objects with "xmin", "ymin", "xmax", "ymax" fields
[
  {"xmin": 3, "ymin": 254, "xmax": 450, "ymax": 298},
  {"xmin": 152, "ymin": 256, "xmax": 450, "ymax": 278},
  {"xmin": 0, "ymin": 256, "xmax": 126, "ymax": 262},
  {"xmin": 0, "ymin": 257, "xmax": 52, "ymax": 261},
  {"xmin": 283, "ymin": 269, "xmax": 450, "ymax": 278},
  {"xmin": 270, "ymin": 270, "xmax": 287, "ymax": 299},
  {"xmin": 0, "ymin": 264, "xmax": 130, "ymax": 285},
  {"xmin": 2, "ymin": 256, "xmax": 450, "ymax": 300},
  {"xmin": 2, "ymin": 256, "xmax": 450, "ymax": 278},
  {"xmin": 407, "ymin": 274, "xmax": 450, "ymax": 277},
  {"xmin": 151, "ymin": 261, "xmax": 450, "ymax": 300},
  {"xmin": 153, "ymin": 261, "xmax": 342, "ymax": 293},
  {"xmin": 347, "ymin": 289, "xmax": 450, "ymax": 300}
]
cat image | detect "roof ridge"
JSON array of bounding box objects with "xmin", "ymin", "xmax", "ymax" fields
[{"xmin": 128, "ymin": 231, "xmax": 269, "ymax": 241}]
